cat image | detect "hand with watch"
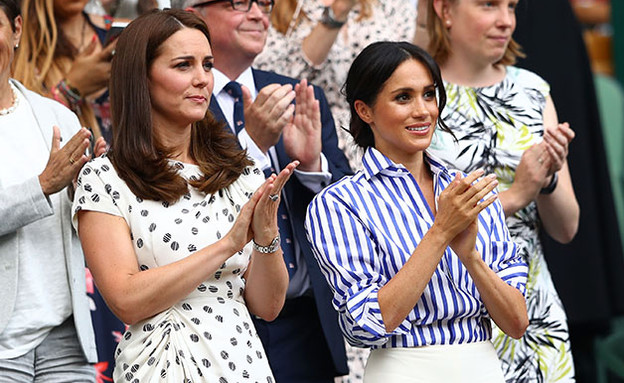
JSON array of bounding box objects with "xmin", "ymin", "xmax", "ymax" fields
[
  {"xmin": 320, "ymin": 0, "xmax": 357, "ymax": 29},
  {"xmin": 223, "ymin": 161, "xmax": 299, "ymax": 255}
]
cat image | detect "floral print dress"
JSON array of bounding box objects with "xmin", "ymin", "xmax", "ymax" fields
[{"xmin": 428, "ymin": 67, "xmax": 575, "ymax": 383}]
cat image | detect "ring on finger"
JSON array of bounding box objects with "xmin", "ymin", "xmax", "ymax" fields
[
  {"xmin": 69, "ymin": 157, "xmax": 76, "ymax": 165},
  {"xmin": 268, "ymin": 194, "xmax": 279, "ymax": 202}
]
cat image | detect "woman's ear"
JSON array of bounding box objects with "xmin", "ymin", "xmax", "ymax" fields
[
  {"xmin": 13, "ymin": 15, "xmax": 22, "ymax": 48},
  {"xmin": 354, "ymin": 100, "xmax": 373, "ymax": 124},
  {"xmin": 432, "ymin": 0, "xmax": 451, "ymax": 27}
]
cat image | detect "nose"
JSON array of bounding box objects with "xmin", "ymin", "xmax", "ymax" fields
[
  {"xmin": 247, "ymin": 0, "xmax": 264, "ymax": 18},
  {"xmin": 496, "ymin": 4, "xmax": 514, "ymax": 28},
  {"xmin": 193, "ymin": 67, "xmax": 213, "ymax": 89},
  {"xmin": 411, "ymin": 97, "xmax": 430, "ymax": 119}
]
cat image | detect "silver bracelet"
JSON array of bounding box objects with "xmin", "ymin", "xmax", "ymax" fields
[{"xmin": 252, "ymin": 235, "xmax": 281, "ymax": 254}]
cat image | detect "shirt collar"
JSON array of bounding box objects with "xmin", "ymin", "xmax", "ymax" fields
[
  {"xmin": 361, "ymin": 147, "xmax": 452, "ymax": 181},
  {"xmin": 213, "ymin": 67, "xmax": 257, "ymax": 99}
]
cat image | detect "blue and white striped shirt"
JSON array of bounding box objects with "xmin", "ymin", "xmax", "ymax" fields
[{"xmin": 305, "ymin": 147, "xmax": 527, "ymax": 349}]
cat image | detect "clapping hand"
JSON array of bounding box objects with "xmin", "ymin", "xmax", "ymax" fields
[
  {"xmin": 39, "ymin": 126, "xmax": 91, "ymax": 196},
  {"xmin": 434, "ymin": 170, "xmax": 499, "ymax": 260},
  {"xmin": 242, "ymin": 83, "xmax": 296, "ymax": 154},
  {"xmin": 542, "ymin": 122, "xmax": 574, "ymax": 176},
  {"xmin": 283, "ymin": 79, "xmax": 322, "ymax": 172},
  {"xmin": 224, "ymin": 161, "xmax": 299, "ymax": 254}
]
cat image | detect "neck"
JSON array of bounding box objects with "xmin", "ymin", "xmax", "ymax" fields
[
  {"xmin": 58, "ymin": 12, "xmax": 88, "ymax": 50},
  {"xmin": 0, "ymin": 78, "xmax": 14, "ymax": 110},
  {"xmin": 441, "ymin": 54, "xmax": 506, "ymax": 88},
  {"xmin": 153, "ymin": 122, "xmax": 195, "ymax": 164},
  {"xmin": 214, "ymin": 54, "xmax": 254, "ymax": 81}
]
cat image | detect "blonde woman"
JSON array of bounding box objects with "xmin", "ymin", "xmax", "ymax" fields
[
  {"xmin": 12, "ymin": 0, "xmax": 119, "ymax": 141},
  {"xmin": 425, "ymin": 0, "xmax": 579, "ymax": 381},
  {"xmin": 254, "ymin": 0, "xmax": 416, "ymax": 171}
]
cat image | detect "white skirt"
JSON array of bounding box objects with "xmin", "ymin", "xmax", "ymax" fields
[{"xmin": 364, "ymin": 341, "xmax": 505, "ymax": 383}]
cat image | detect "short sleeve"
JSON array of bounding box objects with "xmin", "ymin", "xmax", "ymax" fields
[{"xmin": 71, "ymin": 159, "xmax": 124, "ymax": 232}]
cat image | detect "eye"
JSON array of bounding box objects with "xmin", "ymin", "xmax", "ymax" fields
[
  {"xmin": 395, "ymin": 93, "xmax": 411, "ymax": 103},
  {"xmin": 423, "ymin": 90, "xmax": 436, "ymax": 100},
  {"xmin": 174, "ymin": 61, "xmax": 190, "ymax": 69},
  {"xmin": 508, "ymin": 1, "xmax": 517, "ymax": 10},
  {"xmin": 203, "ymin": 61, "xmax": 214, "ymax": 71}
]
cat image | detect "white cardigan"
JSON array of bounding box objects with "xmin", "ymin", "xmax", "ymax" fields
[{"xmin": 0, "ymin": 79, "xmax": 97, "ymax": 363}]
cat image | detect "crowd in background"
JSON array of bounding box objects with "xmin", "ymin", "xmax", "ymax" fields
[{"xmin": 1, "ymin": 0, "xmax": 623, "ymax": 382}]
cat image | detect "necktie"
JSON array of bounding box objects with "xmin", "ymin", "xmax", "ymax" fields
[
  {"xmin": 263, "ymin": 167, "xmax": 297, "ymax": 278},
  {"xmin": 224, "ymin": 81, "xmax": 245, "ymax": 134}
]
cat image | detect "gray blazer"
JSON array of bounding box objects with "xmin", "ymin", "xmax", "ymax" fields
[{"xmin": 0, "ymin": 79, "xmax": 97, "ymax": 363}]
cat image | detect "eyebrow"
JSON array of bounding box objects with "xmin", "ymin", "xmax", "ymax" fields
[
  {"xmin": 390, "ymin": 83, "xmax": 436, "ymax": 93},
  {"xmin": 172, "ymin": 55, "xmax": 215, "ymax": 61}
]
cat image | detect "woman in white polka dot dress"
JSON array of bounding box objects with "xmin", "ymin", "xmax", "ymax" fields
[{"xmin": 72, "ymin": 9, "xmax": 301, "ymax": 382}]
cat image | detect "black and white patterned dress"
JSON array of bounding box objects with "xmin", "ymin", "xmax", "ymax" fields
[{"xmin": 72, "ymin": 156, "xmax": 275, "ymax": 383}]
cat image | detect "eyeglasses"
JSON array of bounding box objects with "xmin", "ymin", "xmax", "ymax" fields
[{"xmin": 192, "ymin": 0, "xmax": 274, "ymax": 14}]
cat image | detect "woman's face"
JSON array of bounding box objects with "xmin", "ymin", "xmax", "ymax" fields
[
  {"xmin": 0, "ymin": 9, "xmax": 20, "ymax": 80},
  {"xmin": 444, "ymin": 0, "xmax": 517, "ymax": 65},
  {"xmin": 148, "ymin": 27, "xmax": 214, "ymax": 132},
  {"xmin": 355, "ymin": 59, "xmax": 439, "ymax": 163}
]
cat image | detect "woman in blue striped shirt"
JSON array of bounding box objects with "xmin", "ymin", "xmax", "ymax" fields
[{"xmin": 305, "ymin": 41, "xmax": 528, "ymax": 382}]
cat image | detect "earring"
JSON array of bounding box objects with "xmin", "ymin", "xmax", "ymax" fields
[
  {"xmin": 14, "ymin": 43, "xmax": 19, "ymax": 49},
  {"xmin": 446, "ymin": 20, "xmax": 451, "ymax": 27}
]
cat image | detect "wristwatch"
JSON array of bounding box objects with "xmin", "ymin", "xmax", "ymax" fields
[
  {"xmin": 252, "ymin": 235, "xmax": 281, "ymax": 254},
  {"xmin": 320, "ymin": 6, "xmax": 346, "ymax": 29}
]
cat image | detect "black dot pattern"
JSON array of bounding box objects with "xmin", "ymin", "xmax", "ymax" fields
[{"xmin": 72, "ymin": 157, "xmax": 273, "ymax": 381}]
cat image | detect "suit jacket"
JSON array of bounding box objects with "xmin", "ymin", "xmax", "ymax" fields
[
  {"xmin": 210, "ymin": 68, "xmax": 351, "ymax": 375},
  {"xmin": 0, "ymin": 79, "xmax": 97, "ymax": 363}
]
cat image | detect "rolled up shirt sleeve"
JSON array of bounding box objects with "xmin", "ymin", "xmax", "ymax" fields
[{"xmin": 306, "ymin": 187, "xmax": 413, "ymax": 347}]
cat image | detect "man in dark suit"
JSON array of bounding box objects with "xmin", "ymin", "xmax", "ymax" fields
[{"xmin": 171, "ymin": 1, "xmax": 351, "ymax": 381}]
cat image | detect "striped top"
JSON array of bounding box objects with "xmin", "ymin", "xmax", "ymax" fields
[{"xmin": 305, "ymin": 147, "xmax": 527, "ymax": 349}]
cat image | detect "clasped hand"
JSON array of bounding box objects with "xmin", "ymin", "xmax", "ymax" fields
[
  {"xmin": 224, "ymin": 161, "xmax": 299, "ymax": 253},
  {"xmin": 513, "ymin": 122, "xmax": 574, "ymax": 201},
  {"xmin": 434, "ymin": 170, "xmax": 499, "ymax": 261},
  {"xmin": 242, "ymin": 79, "xmax": 322, "ymax": 172}
]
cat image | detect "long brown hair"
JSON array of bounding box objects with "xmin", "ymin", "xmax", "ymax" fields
[
  {"xmin": 426, "ymin": 0, "xmax": 524, "ymax": 66},
  {"xmin": 271, "ymin": 0, "xmax": 374, "ymax": 35},
  {"xmin": 108, "ymin": 9, "xmax": 252, "ymax": 203},
  {"xmin": 12, "ymin": 0, "xmax": 100, "ymax": 135}
]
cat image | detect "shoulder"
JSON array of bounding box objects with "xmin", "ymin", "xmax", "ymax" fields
[
  {"xmin": 507, "ymin": 66, "xmax": 550, "ymax": 94},
  {"xmin": 12, "ymin": 79, "xmax": 81, "ymax": 131},
  {"xmin": 311, "ymin": 173, "xmax": 363, "ymax": 207}
]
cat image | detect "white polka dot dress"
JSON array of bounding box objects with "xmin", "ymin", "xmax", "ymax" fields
[{"xmin": 72, "ymin": 156, "xmax": 275, "ymax": 383}]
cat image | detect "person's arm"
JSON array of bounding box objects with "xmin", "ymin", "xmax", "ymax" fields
[
  {"xmin": 536, "ymin": 96, "xmax": 579, "ymax": 243},
  {"xmin": 301, "ymin": 0, "xmax": 356, "ymax": 66},
  {"xmin": 0, "ymin": 126, "xmax": 90, "ymax": 236},
  {"xmin": 243, "ymin": 163, "xmax": 298, "ymax": 321},
  {"xmin": 450, "ymin": 198, "xmax": 528, "ymax": 339},
  {"xmin": 76, "ymin": 166, "xmax": 288, "ymax": 325}
]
